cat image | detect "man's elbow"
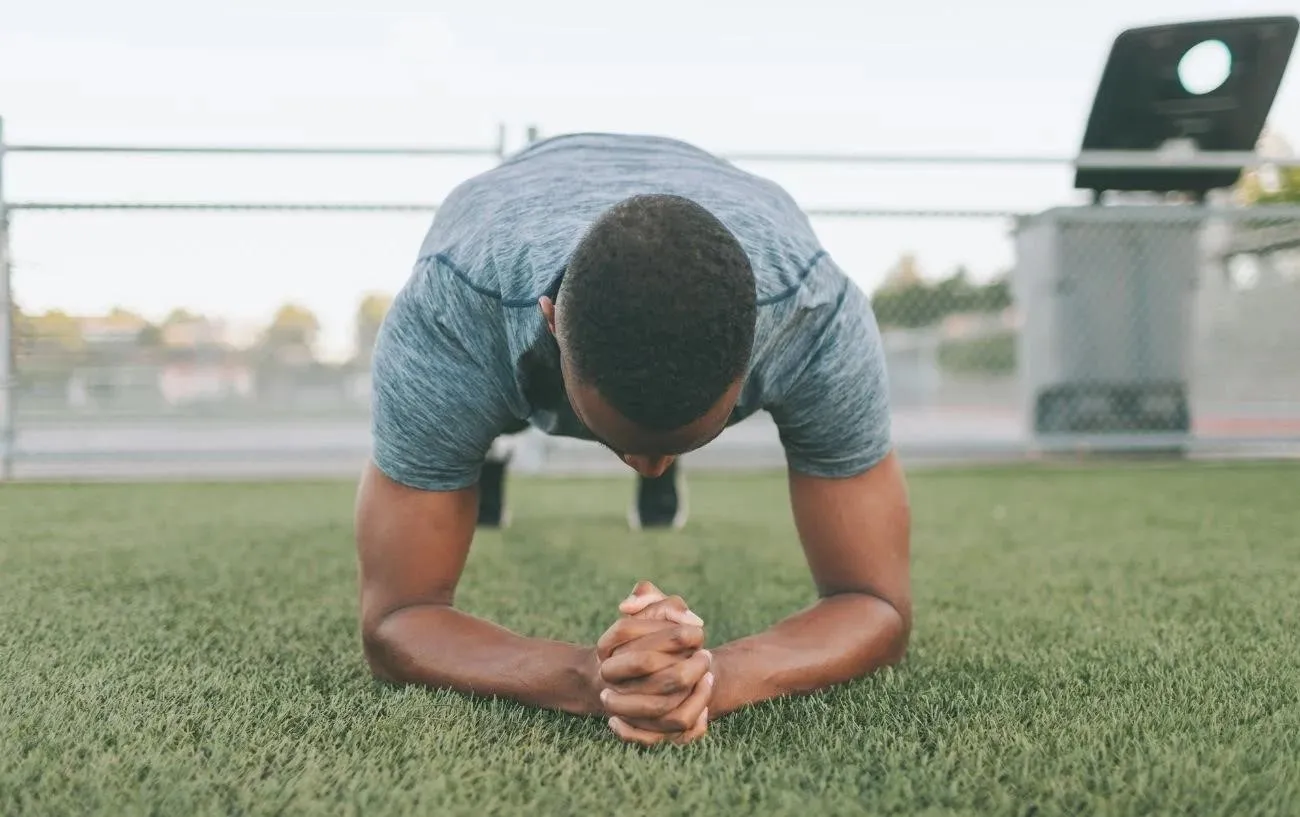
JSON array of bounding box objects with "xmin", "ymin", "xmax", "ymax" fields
[
  {"xmin": 361, "ymin": 618, "xmax": 401, "ymax": 683},
  {"xmin": 868, "ymin": 594, "xmax": 912, "ymax": 669},
  {"xmin": 360, "ymin": 602, "xmax": 457, "ymax": 686},
  {"xmin": 881, "ymin": 608, "xmax": 911, "ymax": 667},
  {"xmin": 360, "ymin": 606, "xmax": 426, "ymax": 685}
]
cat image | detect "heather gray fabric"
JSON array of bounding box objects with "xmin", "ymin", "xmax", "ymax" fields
[{"xmin": 370, "ymin": 133, "xmax": 892, "ymax": 491}]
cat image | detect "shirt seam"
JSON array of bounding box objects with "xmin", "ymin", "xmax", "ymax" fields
[{"xmin": 422, "ymin": 249, "xmax": 828, "ymax": 309}]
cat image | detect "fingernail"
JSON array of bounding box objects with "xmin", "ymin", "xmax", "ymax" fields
[
  {"xmin": 600, "ymin": 689, "xmax": 611, "ymax": 702},
  {"xmin": 704, "ymin": 672, "xmax": 715, "ymax": 687},
  {"xmin": 683, "ymin": 610, "xmax": 704, "ymax": 626},
  {"xmin": 701, "ymin": 649, "xmax": 713, "ymax": 663}
]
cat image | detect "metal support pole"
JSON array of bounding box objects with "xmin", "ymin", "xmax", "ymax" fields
[
  {"xmin": 0, "ymin": 115, "xmax": 14, "ymax": 481},
  {"xmin": 495, "ymin": 123, "xmax": 507, "ymax": 162}
]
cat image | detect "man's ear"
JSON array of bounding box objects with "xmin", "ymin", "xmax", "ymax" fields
[{"xmin": 538, "ymin": 296, "xmax": 557, "ymax": 336}]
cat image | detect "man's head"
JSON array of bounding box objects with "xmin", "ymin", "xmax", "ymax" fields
[{"xmin": 538, "ymin": 193, "xmax": 756, "ymax": 477}]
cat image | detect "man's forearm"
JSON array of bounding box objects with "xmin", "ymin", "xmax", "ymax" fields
[
  {"xmin": 708, "ymin": 592, "xmax": 908, "ymax": 717},
  {"xmin": 364, "ymin": 605, "xmax": 599, "ymax": 716}
]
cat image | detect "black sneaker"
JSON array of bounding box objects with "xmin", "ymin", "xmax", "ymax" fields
[
  {"xmin": 477, "ymin": 459, "xmax": 510, "ymax": 529},
  {"xmin": 629, "ymin": 461, "xmax": 687, "ymax": 531}
]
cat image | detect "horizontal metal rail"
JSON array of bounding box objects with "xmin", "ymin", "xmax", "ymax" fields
[
  {"xmin": 5, "ymin": 201, "xmax": 1030, "ymax": 218},
  {"xmin": 7, "ymin": 201, "xmax": 444, "ymax": 213},
  {"xmin": 11, "ymin": 203, "xmax": 1300, "ymax": 220},
  {"xmin": 6, "ymin": 143, "xmax": 1300, "ymax": 170},
  {"xmin": 725, "ymin": 149, "xmax": 1300, "ymax": 170},
  {"xmin": 4, "ymin": 143, "xmax": 504, "ymax": 158}
]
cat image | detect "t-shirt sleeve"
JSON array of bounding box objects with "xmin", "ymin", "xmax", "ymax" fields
[
  {"xmin": 369, "ymin": 258, "xmax": 518, "ymax": 492},
  {"xmin": 766, "ymin": 269, "xmax": 894, "ymax": 479}
]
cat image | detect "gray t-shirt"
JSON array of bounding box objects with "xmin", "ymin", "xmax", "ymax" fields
[{"xmin": 371, "ymin": 133, "xmax": 892, "ymax": 491}]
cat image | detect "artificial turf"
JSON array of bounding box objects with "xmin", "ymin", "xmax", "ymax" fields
[{"xmin": 2, "ymin": 462, "xmax": 1298, "ymax": 816}]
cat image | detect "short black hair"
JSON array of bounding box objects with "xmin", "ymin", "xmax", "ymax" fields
[{"xmin": 558, "ymin": 193, "xmax": 757, "ymax": 432}]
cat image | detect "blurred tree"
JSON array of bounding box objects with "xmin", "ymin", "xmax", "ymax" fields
[
  {"xmin": 970, "ymin": 274, "xmax": 1012, "ymax": 313},
  {"xmin": 98, "ymin": 307, "xmax": 149, "ymax": 347},
  {"xmin": 1236, "ymin": 167, "xmax": 1300, "ymax": 204},
  {"xmin": 353, "ymin": 292, "xmax": 393, "ymax": 365},
  {"xmin": 1234, "ymin": 128, "xmax": 1300, "ymax": 205},
  {"xmin": 137, "ymin": 323, "xmax": 165, "ymax": 348},
  {"xmin": 880, "ymin": 253, "xmax": 924, "ymax": 290},
  {"xmin": 873, "ymin": 254, "xmax": 939, "ymax": 328},
  {"xmin": 872, "ymin": 256, "xmax": 1012, "ymax": 329},
  {"xmin": 933, "ymin": 266, "xmax": 974, "ymax": 312},
  {"xmin": 29, "ymin": 309, "xmax": 84, "ymax": 353},
  {"xmin": 105, "ymin": 307, "xmax": 144, "ymax": 323},
  {"xmin": 18, "ymin": 309, "xmax": 86, "ymax": 373},
  {"xmin": 10, "ymin": 302, "xmax": 33, "ymax": 356},
  {"xmin": 163, "ymin": 308, "xmax": 202, "ymax": 326},
  {"xmin": 258, "ymin": 303, "xmax": 321, "ymax": 365},
  {"xmin": 154, "ymin": 308, "xmax": 227, "ymax": 351}
]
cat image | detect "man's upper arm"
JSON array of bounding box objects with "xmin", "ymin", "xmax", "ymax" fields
[
  {"xmin": 766, "ymin": 266, "xmax": 893, "ymax": 480},
  {"xmin": 358, "ymin": 258, "xmax": 515, "ymax": 637},
  {"xmin": 789, "ymin": 454, "xmax": 912, "ymax": 634},
  {"xmin": 369, "ymin": 258, "xmax": 517, "ymax": 492},
  {"xmin": 767, "ymin": 260, "xmax": 910, "ymax": 634},
  {"xmin": 355, "ymin": 462, "xmax": 479, "ymax": 643}
]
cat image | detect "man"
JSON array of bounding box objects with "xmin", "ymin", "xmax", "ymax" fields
[{"xmin": 355, "ymin": 132, "xmax": 912, "ymax": 746}]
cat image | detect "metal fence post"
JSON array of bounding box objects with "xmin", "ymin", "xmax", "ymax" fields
[{"xmin": 0, "ymin": 115, "xmax": 13, "ymax": 481}]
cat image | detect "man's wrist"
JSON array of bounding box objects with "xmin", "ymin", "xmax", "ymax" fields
[
  {"xmin": 705, "ymin": 592, "xmax": 910, "ymax": 719},
  {"xmin": 560, "ymin": 644, "xmax": 605, "ymax": 717},
  {"xmin": 705, "ymin": 643, "xmax": 762, "ymax": 718}
]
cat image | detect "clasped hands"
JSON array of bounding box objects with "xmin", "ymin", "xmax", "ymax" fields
[{"xmin": 592, "ymin": 581, "xmax": 714, "ymax": 746}]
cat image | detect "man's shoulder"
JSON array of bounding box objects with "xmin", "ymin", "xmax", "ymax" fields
[
  {"xmin": 415, "ymin": 132, "xmax": 828, "ymax": 306},
  {"xmin": 373, "ymin": 257, "xmax": 517, "ymax": 381},
  {"xmin": 746, "ymin": 254, "xmax": 881, "ymax": 398},
  {"xmin": 368, "ymin": 259, "xmax": 528, "ymax": 492},
  {"xmin": 745, "ymin": 256, "xmax": 893, "ymax": 478},
  {"xmin": 753, "ymin": 250, "xmax": 856, "ymax": 338}
]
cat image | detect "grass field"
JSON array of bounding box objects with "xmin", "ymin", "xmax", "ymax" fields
[{"xmin": 2, "ymin": 462, "xmax": 1299, "ymax": 816}]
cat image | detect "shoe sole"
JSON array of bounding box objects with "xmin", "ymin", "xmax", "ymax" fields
[
  {"xmin": 627, "ymin": 467, "xmax": 688, "ymax": 531},
  {"xmin": 478, "ymin": 440, "xmax": 512, "ymax": 529}
]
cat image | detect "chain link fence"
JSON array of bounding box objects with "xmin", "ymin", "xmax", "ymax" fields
[
  {"xmin": 1013, "ymin": 205, "xmax": 1300, "ymax": 449},
  {"xmin": 3, "ymin": 125, "xmax": 1299, "ymax": 479}
]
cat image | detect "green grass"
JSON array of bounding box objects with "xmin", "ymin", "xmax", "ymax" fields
[{"xmin": 2, "ymin": 462, "xmax": 1299, "ymax": 816}]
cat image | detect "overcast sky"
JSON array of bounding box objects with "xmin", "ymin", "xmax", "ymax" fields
[{"xmin": 2, "ymin": 0, "xmax": 1297, "ymax": 359}]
